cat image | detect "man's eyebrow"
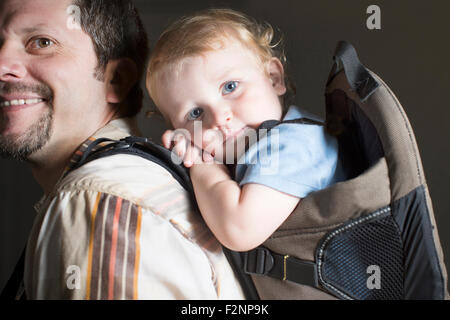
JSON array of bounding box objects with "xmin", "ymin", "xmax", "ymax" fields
[{"xmin": 20, "ymin": 23, "xmax": 52, "ymax": 34}]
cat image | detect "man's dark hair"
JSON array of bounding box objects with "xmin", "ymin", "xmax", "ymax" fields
[{"xmin": 74, "ymin": 0, "xmax": 149, "ymax": 117}]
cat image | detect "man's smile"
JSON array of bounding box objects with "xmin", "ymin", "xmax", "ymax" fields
[{"xmin": 0, "ymin": 97, "xmax": 46, "ymax": 108}]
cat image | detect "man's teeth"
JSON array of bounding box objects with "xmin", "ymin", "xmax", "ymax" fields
[{"xmin": 0, "ymin": 98, "xmax": 44, "ymax": 107}]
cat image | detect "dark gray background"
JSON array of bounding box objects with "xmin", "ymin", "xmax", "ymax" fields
[{"xmin": 1, "ymin": 0, "xmax": 449, "ymax": 294}]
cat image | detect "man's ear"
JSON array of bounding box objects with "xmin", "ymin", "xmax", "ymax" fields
[
  {"xmin": 267, "ymin": 58, "xmax": 287, "ymax": 96},
  {"xmin": 104, "ymin": 58, "xmax": 138, "ymax": 104}
]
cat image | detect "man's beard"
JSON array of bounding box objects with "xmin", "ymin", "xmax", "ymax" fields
[
  {"xmin": 0, "ymin": 109, "xmax": 53, "ymax": 162},
  {"xmin": 0, "ymin": 82, "xmax": 54, "ymax": 162}
]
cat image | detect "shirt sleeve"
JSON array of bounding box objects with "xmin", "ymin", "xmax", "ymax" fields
[
  {"xmin": 25, "ymin": 189, "xmax": 224, "ymax": 300},
  {"xmin": 235, "ymin": 123, "xmax": 341, "ymax": 198},
  {"xmin": 25, "ymin": 154, "xmax": 245, "ymax": 300},
  {"xmin": 82, "ymin": 192, "xmax": 142, "ymax": 300},
  {"xmin": 82, "ymin": 192, "xmax": 223, "ymax": 300}
]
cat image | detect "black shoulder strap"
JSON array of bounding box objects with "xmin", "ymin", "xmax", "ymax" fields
[
  {"xmin": 259, "ymin": 117, "xmax": 324, "ymax": 132},
  {"xmin": 0, "ymin": 248, "xmax": 26, "ymax": 300},
  {"xmin": 73, "ymin": 136, "xmax": 193, "ymax": 193},
  {"xmin": 331, "ymin": 41, "xmax": 380, "ymax": 102}
]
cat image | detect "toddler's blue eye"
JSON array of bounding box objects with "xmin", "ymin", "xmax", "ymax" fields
[
  {"xmin": 187, "ymin": 107, "xmax": 204, "ymax": 120},
  {"xmin": 222, "ymin": 81, "xmax": 238, "ymax": 94}
]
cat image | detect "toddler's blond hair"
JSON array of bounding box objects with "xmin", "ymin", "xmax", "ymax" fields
[{"xmin": 146, "ymin": 8, "xmax": 295, "ymax": 112}]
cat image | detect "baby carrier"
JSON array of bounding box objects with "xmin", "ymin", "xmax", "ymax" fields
[
  {"xmin": 2, "ymin": 41, "xmax": 447, "ymax": 300},
  {"xmin": 225, "ymin": 41, "xmax": 449, "ymax": 300}
]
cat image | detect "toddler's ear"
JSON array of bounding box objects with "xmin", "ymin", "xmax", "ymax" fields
[{"xmin": 268, "ymin": 58, "xmax": 287, "ymax": 96}]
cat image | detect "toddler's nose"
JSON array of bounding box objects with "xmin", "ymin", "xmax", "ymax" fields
[{"xmin": 212, "ymin": 109, "xmax": 232, "ymax": 128}]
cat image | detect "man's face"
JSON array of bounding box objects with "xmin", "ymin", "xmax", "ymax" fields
[{"xmin": 0, "ymin": 0, "xmax": 109, "ymax": 161}]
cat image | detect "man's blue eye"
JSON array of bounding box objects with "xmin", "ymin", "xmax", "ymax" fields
[
  {"xmin": 187, "ymin": 107, "xmax": 203, "ymax": 120},
  {"xmin": 222, "ymin": 81, "xmax": 238, "ymax": 94}
]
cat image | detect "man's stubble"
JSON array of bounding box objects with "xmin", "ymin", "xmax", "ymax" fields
[{"xmin": 0, "ymin": 82, "xmax": 54, "ymax": 162}]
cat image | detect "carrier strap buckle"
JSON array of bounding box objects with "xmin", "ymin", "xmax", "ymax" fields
[
  {"xmin": 243, "ymin": 247, "xmax": 274, "ymax": 275},
  {"xmin": 243, "ymin": 247, "xmax": 318, "ymax": 288}
]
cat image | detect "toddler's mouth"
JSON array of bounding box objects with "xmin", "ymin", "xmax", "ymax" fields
[
  {"xmin": 223, "ymin": 127, "xmax": 247, "ymax": 143},
  {"xmin": 210, "ymin": 126, "xmax": 253, "ymax": 164}
]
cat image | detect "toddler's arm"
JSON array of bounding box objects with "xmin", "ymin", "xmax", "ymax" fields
[
  {"xmin": 162, "ymin": 129, "xmax": 300, "ymax": 252},
  {"xmin": 190, "ymin": 162, "xmax": 300, "ymax": 252}
]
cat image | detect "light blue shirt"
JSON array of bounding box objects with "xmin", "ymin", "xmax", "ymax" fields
[{"xmin": 235, "ymin": 105, "xmax": 346, "ymax": 198}]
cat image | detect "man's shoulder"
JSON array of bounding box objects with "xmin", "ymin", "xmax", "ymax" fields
[{"xmin": 57, "ymin": 153, "xmax": 187, "ymax": 206}]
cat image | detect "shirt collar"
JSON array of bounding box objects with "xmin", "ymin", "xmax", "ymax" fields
[
  {"xmin": 284, "ymin": 105, "xmax": 324, "ymax": 122},
  {"xmin": 63, "ymin": 117, "xmax": 141, "ymax": 175},
  {"xmin": 34, "ymin": 117, "xmax": 141, "ymax": 213}
]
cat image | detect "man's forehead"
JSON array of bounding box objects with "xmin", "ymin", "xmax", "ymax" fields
[{"xmin": 0, "ymin": 0, "xmax": 72, "ymax": 32}]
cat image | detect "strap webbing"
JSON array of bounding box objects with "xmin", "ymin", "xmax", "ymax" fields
[
  {"xmin": 333, "ymin": 41, "xmax": 380, "ymax": 102},
  {"xmin": 243, "ymin": 247, "xmax": 317, "ymax": 288}
]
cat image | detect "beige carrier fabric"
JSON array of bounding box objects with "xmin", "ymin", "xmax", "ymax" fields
[
  {"xmin": 252, "ymin": 157, "xmax": 390, "ymax": 299},
  {"xmin": 327, "ymin": 71, "xmax": 448, "ymax": 298},
  {"xmin": 326, "ymin": 71, "xmax": 423, "ymax": 200},
  {"xmin": 250, "ymin": 67, "xmax": 448, "ymax": 299}
]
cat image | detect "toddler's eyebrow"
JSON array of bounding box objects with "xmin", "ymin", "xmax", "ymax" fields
[{"xmin": 213, "ymin": 67, "xmax": 236, "ymax": 83}]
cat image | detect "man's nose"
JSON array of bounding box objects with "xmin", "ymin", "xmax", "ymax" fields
[{"xmin": 0, "ymin": 43, "xmax": 27, "ymax": 82}]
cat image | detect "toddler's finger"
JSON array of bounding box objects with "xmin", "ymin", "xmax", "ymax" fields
[
  {"xmin": 172, "ymin": 135, "xmax": 187, "ymax": 159},
  {"xmin": 161, "ymin": 130, "xmax": 174, "ymax": 149},
  {"xmin": 203, "ymin": 150, "xmax": 214, "ymax": 163},
  {"xmin": 183, "ymin": 143, "xmax": 195, "ymax": 168},
  {"xmin": 184, "ymin": 143, "xmax": 203, "ymax": 167}
]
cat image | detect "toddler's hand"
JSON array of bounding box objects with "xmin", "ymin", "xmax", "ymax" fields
[{"xmin": 161, "ymin": 130, "xmax": 214, "ymax": 168}]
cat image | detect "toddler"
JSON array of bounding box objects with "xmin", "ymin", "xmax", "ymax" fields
[{"xmin": 146, "ymin": 9, "xmax": 346, "ymax": 251}]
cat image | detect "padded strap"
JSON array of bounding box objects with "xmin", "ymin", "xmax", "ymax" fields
[
  {"xmin": 333, "ymin": 41, "xmax": 380, "ymax": 102},
  {"xmin": 71, "ymin": 137, "xmax": 193, "ymax": 193},
  {"xmin": 259, "ymin": 117, "xmax": 324, "ymax": 131}
]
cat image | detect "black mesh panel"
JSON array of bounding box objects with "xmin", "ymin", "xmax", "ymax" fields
[{"xmin": 317, "ymin": 208, "xmax": 404, "ymax": 300}]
